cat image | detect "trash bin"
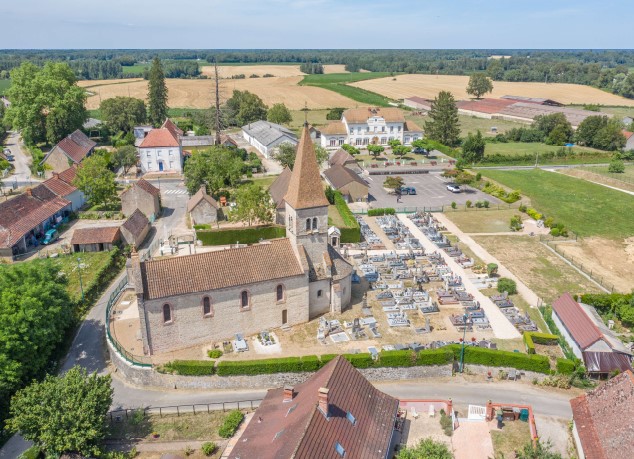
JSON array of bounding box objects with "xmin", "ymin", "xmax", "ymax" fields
[{"xmin": 519, "ymin": 409, "xmax": 529, "ymax": 422}]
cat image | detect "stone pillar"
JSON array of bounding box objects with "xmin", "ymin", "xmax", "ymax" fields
[
  {"xmin": 486, "ymin": 399, "xmax": 493, "ymax": 421},
  {"xmin": 447, "ymin": 398, "xmax": 453, "ymax": 416}
]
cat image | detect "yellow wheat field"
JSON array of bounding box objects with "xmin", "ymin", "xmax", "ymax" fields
[
  {"xmin": 350, "ymin": 74, "xmax": 634, "ymax": 106},
  {"xmin": 200, "ymin": 64, "xmax": 348, "ymax": 78},
  {"xmin": 80, "ymin": 76, "xmax": 357, "ymax": 110}
]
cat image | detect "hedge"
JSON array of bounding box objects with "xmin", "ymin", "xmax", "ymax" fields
[
  {"xmin": 523, "ymin": 332, "xmax": 559, "ymax": 354},
  {"xmin": 446, "ymin": 345, "xmax": 551, "ymax": 374},
  {"xmin": 367, "ymin": 208, "xmax": 396, "ymax": 217},
  {"xmin": 218, "ymin": 410, "xmax": 244, "ymax": 438},
  {"xmin": 216, "ymin": 356, "xmax": 321, "ymax": 376},
  {"xmin": 556, "ymin": 358, "xmax": 576, "ymax": 375},
  {"xmin": 333, "ymin": 191, "xmax": 361, "ymax": 243},
  {"xmin": 162, "ymin": 360, "xmax": 216, "ymax": 376},
  {"xmin": 378, "ymin": 349, "xmax": 453, "ymax": 367},
  {"xmin": 196, "ymin": 225, "xmax": 286, "ymax": 246},
  {"xmin": 342, "ymin": 353, "xmax": 374, "ymax": 368}
]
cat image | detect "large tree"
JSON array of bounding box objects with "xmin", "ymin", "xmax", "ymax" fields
[
  {"xmin": 147, "ymin": 57, "xmax": 169, "ymax": 127},
  {"xmin": 8, "ymin": 366, "xmax": 113, "ymax": 458},
  {"xmin": 184, "ymin": 147, "xmax": 245, "ymax": 195},
  {"xmin": 466, "ymin": 73, "xmax": 494, "ymax": 99},
  {"xmin": 232, "ymin": 184, "xmax": 275, "ymax": 226},
  {"xmin": 113, "ymin": 145, "xmax": 138, "ymax": 175},
  {"xmin": 6, "ymin": 62, "xmax": 87, "ymax": 145},
  {"xmin": 424, "ymin": 91, "xmax": 461, "ymax": 147},
  {"xmin": 367, "ymin": 144, "xmax": 385, "ymax": 158},
  {"xmin": 225, "ymin": 90, "xmax": 268, "ymax": 126},
  {"xmin": 575, "ymin": 115, "xmax": 625, "ymax": 150},
  {"xmin": 73, "ymin": 154, "xmax": 118, "ymax": 208},
  {"xmin": 273, "ymin": 142, "xmax": 328, "ymax": 169},
  {"xmin": 532, "ymin": 113, "xmax": 573, "ymax": 145},
  {"xmin": 100, "ymin": 96, "xmax": 147, "ymax": 133},
  {"xmin": 461, "ymin": 130, "xmax": 486, "ymax": 163},
  {"xmin": 266, "ymin": 103, "xmax": 292, "ymax": 125}
]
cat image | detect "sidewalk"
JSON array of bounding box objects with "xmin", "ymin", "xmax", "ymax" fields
[{"xmin": 398, "ymin": 214, "xmax": 520, "ymax": 339}]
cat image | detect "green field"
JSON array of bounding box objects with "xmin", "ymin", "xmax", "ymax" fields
[
  {"xmin": 406, "ymin": 113, "xmax": 526, "ymax": 137},
  {"xmin": 484, "ymin": 142, "xmax": 603, "ymax": 156},
  {"xmin": 577, "ymin": 164, "xmax": 634, "ymax": 183},
  {"xmin": 122, "ymin": 64, "xmax": 148, "ymax": 74},
  {"xmin": 569, "ymin": 104, "xmax": 634, "ymax": 119},
  {"xmin": 0, "ymin": 79, "xmax": 11, "ymax": 95},
  {"xmin": 480, "ymin": 169, "xmax": 634, "ymax": 239},
  {"xmin": 300, "ymin": 72, "xmax": 396, "ymax": 107}
]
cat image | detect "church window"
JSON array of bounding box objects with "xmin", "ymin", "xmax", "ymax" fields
[
  {"xmin": 163, "ymin": 304, "xmax": 172, "ymax": 323},
  {"xmin": 276, "ymin": 284, "xmax": 285, "ymax": 302},
  {"xmin": 312, "ymin": 217, "xmax": 318, "ymax": 230},
  {"xmin": 240, "ymin": 290, "xmax": 250, "ymax": 308},
  {"xmin": 203, "ymin": 296, "xmax": 212, "ymax": 316},
  {"xmin": 306, "ymin": 218, "xmax": 312, "ymax": 231}
]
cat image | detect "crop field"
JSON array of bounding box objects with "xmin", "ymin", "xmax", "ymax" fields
[
  {"xmin": 350, "ymin": 74, "xmax": 634, "ymax": 106},
  {"xmin": 301, "ymin": 72, "xmax": 395, "ymax": 106},
  {"xmin": 200, "ymin": 64, "xmax": 348, "ymax": 78}
]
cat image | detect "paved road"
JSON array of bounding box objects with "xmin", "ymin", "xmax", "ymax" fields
[{"xmin": 2, "ymin": 131, "xmax": 35, "ymax": 189}]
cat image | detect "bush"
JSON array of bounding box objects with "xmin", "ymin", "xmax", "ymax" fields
[
  {"xmin": 481, "ymin": 182, "xmax": 521, "ymax": 203},
  {"xmin": 439, "ymin": 411, "xmax": 453, "ymax": 436},
  {"xmin": 487, "ymin": 263, "xmax": 498, "ymax": 276},
  {"xmin": 608, "ymin": 159, "xmax": 625, "ymax": 173},
  {"xmin": 445, "ymin": 345, "xmax": 551, "ymax": 373},
  {"xmin": 519, "ymin": 203, "xmax": 527, "ymax": 213},
  {"xmin": 556, "ymin": 358, "xmax": 576, "ymax": 375},
  {"xmin": 466, "ymin": 200, "xmax": 472, "ymax": 208},
  {"xmin": 196, "ymin": 225, "xmax": 286, "ymax": 246},
  {"xmin": 367, "ymin": 208, "xmax": 396, "ymax": 217},
  {"xmin": 550, "ymin": 227, "xmax": 561, "ymax": 237},
  {"xmin": 218, "ymin": 410, "xmax": 244, "ymax": 438},
  {"xmin": 523, "ymin": 332, "xmax": 558, "ymax": 354},
  {"xmin": 510, "ymin": 215, "xmax": 523, "ymax": 232},
  {"xmin": 497, "ymin": 278, "xmax": 517, "ymax": 295},
  {"xmin": 162, "ymin": 360, "xmax": 216, "ymax": 376},
  {"xmin": 207, "ymin": 349, "xmax": 223, "ymax": 359},
  {"xmin": 483, "ymin": 200, "xmax": 490, "ymax": 208},
  {"xmin": 451, "ymin": 201, "xmax": 457, "ymax": 209},
  {"xmin": 526, "ymin": 208, "xmax": 542, "ymax": 220}
]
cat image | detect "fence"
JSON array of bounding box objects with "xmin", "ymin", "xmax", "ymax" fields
[
  {"xmin": 105, "ymin": 274, "xmax": 152, "ymax": 367},
  {"xmin": 352, "ymin": 202, "xmax": 521, "ymax": 215},
  {"xmin": 107, "ymin": 400, "xmax": 264, "ymax": 422},
  {"xmin": 542, "ymin": 241, "xmax": 617, "ymax": 293}
]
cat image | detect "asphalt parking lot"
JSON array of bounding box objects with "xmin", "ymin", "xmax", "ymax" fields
[{"xmin": 365, "ymin": 172, "xmax": 501, "ymax": 209}]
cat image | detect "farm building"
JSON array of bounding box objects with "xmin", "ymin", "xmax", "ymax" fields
[
  {"xmin": 242, "ymin": 120, "xmax": 298, "ymax": 158},
  {"xmin": 120, "ymin": 209, "xmax": 150, "ymax": 247},
  {"xmin": 403, "ymin": 96, "xmax": 434, "ymax": 111},
  {"xmin": 623, "ymin": 131, "xmax": 634, "ymax": 151},
  {"xmin": 268, "ymin": 166, "xmax": 292, "ymax": 225},
  {"xmin": 321, "ymin": 107, "xmax": 423, "ymax": 149},
  {"xmin": 501, "ymin": 95, "xmax": 563, "ymax": 106},
  {"xmin": 41, "ymin": 166, "xmax": 85, "ymax": 211},
  {"xmin": 180, "ymin": 135, "xmax": 215, "ymax": 148},
  {"xmin": 570, "ymin": 370, "xmax": 634, "ymax": 459},
  {"xmin": 551, "ymin": 293, "xmax": 632, "ymax": 377},
  {"xmin": 218, "ymin": 134, "xmax": 238, "ymax": 148},
  {"xmin": 139, "ymin": 120, "xmax": 184, "ymax": 174},
  {"xmin": 229, "ymin": 356, "xmax": 399, "ymax": 459},
  {"xmin": 329, "ymin": 148, "xmax": 363, "ymax": 174},
  {"xmin": 323, "ymin": 165, "xmax": 369, "ymax": 203},
  {"xmin": 71, "ymin": 226, "xmax": 120, "ymax": 253},
  {"xmin": 40, "ymin": 130, "xmax": 96, "ymax": 177},
  {"xmin": 121, "ymin": 179, "xmax": 161, "ymax": 221},
  {"xmin": 187, "ymin": 186, "xmax": 219, "ymax": 226}
]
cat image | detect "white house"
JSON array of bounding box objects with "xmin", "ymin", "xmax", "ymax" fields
[
  {"xmin": 242, "ymin": 120, "xmax": 298, "ymax": 158},
  {"xmin": 138, "ymin": 120, "xmax": 183, "ymax": 174},
  {"xmin": 320, "ymin": 107, "xmax": 423, "ymax": 149}
]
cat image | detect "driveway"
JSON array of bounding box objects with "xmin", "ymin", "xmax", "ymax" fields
[
  {"xmin": 2, "ymin": 131, "xmax": 35, "ymax": 189},
  {"xmin": 365, "ymin": 172, "xmax": 501, "ymax": 209}
]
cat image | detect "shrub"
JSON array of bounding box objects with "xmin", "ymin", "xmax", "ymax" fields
[
  {"xmin": 466, "ymin": 200, "xmax": 472, "ymax": 208},
  {"xmin": 196, "ymin": 225, "xmax": 286, "ymax": 246},
  {"xmin": 487, "ymin": 263, "xmax": 498, "ymax": 276},
  {"xmin": 608, "ymin": 159, "xmax": 625, "ymax": 173},
  {"xmin": 523, "ymin": 332, "xmax": 558, "ymax": 354},
  {"xmin": 162, "ymin": 360, "xmax": 215, "ymax": 376},
  {"xmin": 342, "ymin": 353, "xmax": 374, "ymax": 369},
  {"xmin": 201, "ymin": 442, "xmax": 216, "ymax": 456},
  {"xmin": 207, "ymin": 349, "xmax": 223, "ymax": 359},
  {"xmin": 416, "ymin": 349, "xmax": 454, "ymax": 366},
  {"xmin": 526, "ymin": 208, "xmax": 542, "ymax": 221},
  {"xmin": 497, "ymin": 278, "xmax": 517, "ymax": 295},
  {"xmin": 445, "ymin": 345, "xmax": 551, "ymax": 373},
  {"xmin": 439, "ymin": 411, "xmax": 453, "ymax": 436},
  {"xmin": 550, "ymin": 227, "xmax": 561, "ymax": 237},
  {"xmin": 451, "ymin": 201, "xmax": 457, "ymax": 209},
  {"xmin": 483, "ymin": 200, "xmax": 489, "ymax": 208},
  {"xmin": 556, "ymin": 358, "xmax": 576, "ymax": 375},
  {"xmin": 367, "ymin": 208, "xmax": 396, "ymax": 217},
  {"xmin": 543, "ymin": 216, "xmax": 555, "ymax": 228},
  {"xmin": 510, "ymin": 215, "xmax": 523, "ymax": 232},
  {"xmin": 218, "ymin": 410, "xmax": 244, "ymax": 438},
  {"xmin": 475, "ymin": 172, "xmax": 482, "ymax": 181},
  {"xmin": 519, "ymin": 203, "xmax": 527, "ymax": 213}
]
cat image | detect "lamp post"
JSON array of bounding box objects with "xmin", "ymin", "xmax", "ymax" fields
[
  {"xmin": 77, "ymin": 257, "xmax": 84, "ymax": 303},
  {"xmin": 459, "ymin": 313, "xmax": 469, "ymax": 373}
]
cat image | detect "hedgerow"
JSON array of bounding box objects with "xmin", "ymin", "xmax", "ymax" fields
[
  {"xmin": 445, "ymin": 345, "xmax": 551, "ymax": 373},
  {"xmin": 218, "ymin": 410, "xmax": 244, "ymax": 438},
  {"xmin": 161, "ymin": 360, "xmax": 216, "ymax": 376},
  {"xmin": 523, "ymin": 332, "xmax": 559, "ymax": 354}
]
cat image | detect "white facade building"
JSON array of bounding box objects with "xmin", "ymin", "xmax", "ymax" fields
[
  {"xmin": 321, "ymin": 107, "xmax": 423, "ymax": 149},
  {"xmin": 242, "ymin": 120, "xmax": 298, "ymax": 158}
]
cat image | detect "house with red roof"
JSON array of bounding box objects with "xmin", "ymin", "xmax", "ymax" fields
[
  {"xmin": 40, "ymin": 130, "xmax": 96, "ymax": 177},
  {"xmin": 41, "ymin": 165, "xmax": 85, "ymax": 211},
  {"xmin": 623, "ymin": 130, "xmax": 634, "ymax": 151},
  {"xmin": 139, "ymin": 119, "xmax": 184, "ymax": 174},
  {"xmin": 552, "ymin": 293, "xmax": 632, "ymax": 377}
]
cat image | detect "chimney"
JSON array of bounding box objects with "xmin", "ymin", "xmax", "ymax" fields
[
  {"xmin": 25, "ymin": 188, "xmax": 32, "ymax": 196},
  {"xmin": 318, "ymin": 387, "xmax": 329, "ymax": 416},
  {"xmin": 283, "ymin": 386, "xmax": 295, "ymax": 402}
]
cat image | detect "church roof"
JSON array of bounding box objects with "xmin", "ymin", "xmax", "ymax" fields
[
  {"xmin": 283, "ymin": 124, "xmax": 329, "ymax": 210},
  {"xmin": 269, "ymin": 167, "xmax": 292, "ymax": 209}
]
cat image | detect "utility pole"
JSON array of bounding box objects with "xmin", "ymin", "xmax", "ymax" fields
[{"xmin": 214, "ymin": 60, "xmax": 222, "ymax": 145}]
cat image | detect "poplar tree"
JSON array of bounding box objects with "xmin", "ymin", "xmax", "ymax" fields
[{"xmin": 147, "ymin": 57, "xmax": 168, "ymax": 126}]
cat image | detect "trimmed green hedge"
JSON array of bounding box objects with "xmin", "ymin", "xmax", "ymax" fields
[
  {"xmin": 378, "ymin": 349, "xmax": 454, "ymax": 367},
  {"xmin": 196, "ymin": 225, "xmax": 286, "ymax": 246},
  {"xmin": 446, "ymin": 345, "xmax": 551, "ymax": 374},
  {"xmin": 162, "ymin": 360, "xmax": 216, "ymax": 376},
  {"xmin": 556, "ymin": 358, "xmax": 576, "ymax": 375},
  {"xmin": 333, "ymin": 191, "xmax": 361, "ymax": 243},
  {"xmin": 367, "ymin": 208, "xmax": 396, "ymax": 217},
  {"xmin": 216, "ymin": 356, "xmax": 321, "ymax": 376},
  {"xmin": 523, "ymin": 332, "xmax": 559, "ymax": 354},
  {"xmin": 219, "ymin": 410, "xmax": 244, "ymax": 438}
]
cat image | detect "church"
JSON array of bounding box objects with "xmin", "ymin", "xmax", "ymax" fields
[{"xmin": 127, "ymin": 124, "xmax": 353, "ymax": 355}]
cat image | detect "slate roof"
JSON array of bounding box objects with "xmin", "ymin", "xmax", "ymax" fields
[
  {"xmin": 552, "ymin": 293, "xmax": 604, "ymax": 349},
  {"xmin": 268, "ymin": 167, "xmax": 292, "ymax": 209},
  {"xmin": 229, "ymin": 356, "xmax": 398, "ymax": 459},
  {"xmin": 139, "ymin": 128, "xmax": 180, "ymax": 148},
  {"xmin": 283, "ymin": 124, "xmax": 330, "ymax": 210},
  {"xmin": 343, "ymin": 107, "xmax": 405, "ymax": 124},
  {"xmin": 323, "ymin": 165, "xmax": 368, "ymax": 190},
  {"xmin": 570, "ymin": 370, "xmax": 634, "ymax": 459},
  {"xmin": 187, "ymin": 186, "xmax": 218, "ymax": 212},
  {"xmin": 140, "ymin": 238, "xmax": 304, "ymax": 300},
  {"xmin": 242, "ymin": 120, "xmax": 298, "ymax": 147},
  {"xmin": 47, "ymin": 129, "xmax": 96, "ymax": 164},
  {"xmin": 122, "ymin": 209, "xmax": 149, "ymax": 239},
  {"xmin": 71, "ymin": 226, "xmax": 120, "ymax": 245}
]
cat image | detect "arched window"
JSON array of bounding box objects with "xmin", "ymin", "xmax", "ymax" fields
[
  {"xmin": 306, "ymin": 218, "xmax": 311, "ymax": 231},
  {"xmin": 163, "ymin": 304, "xmax": 172, "ymax": 323},
  {"xmin": 312, "ymin": 217, "xmax": 318, "ymax": 230},
  {"xmin": 276, "ymin": 284, "xmax": 284, "ymax": 302},
  {"xmin": 203, "ymin": 296, "xmax": 212, "ymax": 316},
  {"xmin": 240, "ymin": 290, "xmax": 249, "ymax": 308}
]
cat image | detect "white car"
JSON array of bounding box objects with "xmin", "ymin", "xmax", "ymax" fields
[{"xmin": 446, "ymin": 184, "xmax": 461, "ymax": 193}]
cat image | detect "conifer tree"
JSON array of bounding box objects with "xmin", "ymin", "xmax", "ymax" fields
[
  {"xmin": 147, "ymin": 57, "xmax": 168, "ymax": 126},
  {"xmin": 423, "ymin": 91, "xmax": 461, "ymax": 147}
]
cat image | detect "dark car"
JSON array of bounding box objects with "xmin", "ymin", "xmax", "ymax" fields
[{"xmin": 412, "ymin": 147, "xmax": 428, "ymax": 155}]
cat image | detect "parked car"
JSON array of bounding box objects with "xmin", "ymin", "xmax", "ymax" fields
[
  {"xmin": 404, "ymin": 186, "xmax": 417, "ymax": 195},
  {"xmin": 6, "ymin": 154, "xmax": 15, "ymax": 162},
  {"xmin": 42, "ymin": 229, "xmax": 59, "ymax": 245},
  {"xmin": 412, "ymin": 147, "xmax": 428, "ymax": 156},
  {"xmin": 446, "ymin": 184, "xmax": 461, "ymax": 193}
]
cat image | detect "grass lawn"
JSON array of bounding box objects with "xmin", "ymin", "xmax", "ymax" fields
[
  {"xmin": 242, "ymin": 175, "xmax": 278, "ymax": 188},
  {"xmin": 484, "ymin": 142, "xmax": 602, "ymax": 157},
  {"xmin": 122, "ymin": 64, "xmax": 149, "ymax": 74},
  {"xmin": 328, "ymin": 205, "xmax": 346, "ymax": 227},
  {"xmin": 577, "ymin": 164, "xmax": 634, "ymax": 183},
  {"xmin": 444, "ymin": 208, "xmax": 524, "ymax": 233},
  {"xmin": 405, "ymin": 113, "xmax": 525, "ymax": 137},
  {"xmin": 480, "ymin": 169, "xmax": 634, "ymax": 239},
  {"xmin": 300, "ymin": 72, "xmax": 395, "ymax": 107},
  {"xmin": 473, "ymin": 235, "xmax": 602, "ymax": 303},
  {"xmin": 490, "ymin": 419, "xmax": 532, "ymax": 458},
  {"xmin": 0, "ymin": 79, "xmax": 11, "ymax": 96},
  {"xmin": 569, "ymin": 104, "xmax": 634, "ymax": 119}
]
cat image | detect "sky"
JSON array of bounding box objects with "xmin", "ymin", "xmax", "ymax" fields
[{"xmin": 0, "ymin": 0, "xmax": 631, "ymax": 49}]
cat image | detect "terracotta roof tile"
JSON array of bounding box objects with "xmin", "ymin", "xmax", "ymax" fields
[
  {"xmin": 134, "ymin": 179, "xmax": 160, "ymax": 197},
  {"xmin": 161, "ymin": 118, "xmax": 183, "ymax": 138},
  {"xmin": 57, "ymin": 165, "xmax": 78, "ymax": 184},
  {"xmin": 403, "ymin": 119, "xmax": 423, "ymax": 133},
  {"xmin": 328, "ymin": 149, "xmax": 356, "ymax": 167},
  {"xmin": 570, "ymin": 370, "xmax": 634, "ymax": 459},
  {"xmin": 323, "ymin": 165, "xmax": 368, "ymax": 190},
  {"xmin": 343, "ymin": 107, "xmax": 405, "ymax": 124},
  {"xmin": 283, "ymin": 124, "xmax": 329, "ymax": 210},
  {"xmin": 43, "ymin": 176, "xmax": 77, "ymax": 197},
  {"xmin": 229, "ymin": 356, "xmax": 398, "ymax": 459},
  {"xmin": 456, "ymin": 98, "xmax": 517, "ymax": 114},
  {"xmin": 71, "ymin": 226, "xmax": 120, "ymax": 245},
  {"xmin": 55, "ymin": 130, "xmax": 96, "ymax": 163},
  {"xmin": 140, "ymin": 238, "xmax": 304, "ymax": 300},
  {"xmin": 122, "ymin": 209, "xmax": 149, "ymax": 239},
  {"xmin": 321, "ymin": 121, "xmax": 348, "ymax": 135},
  {"xmin": 187, "ymin": 186, "xmax": 218, "ymax": 212},
  {"xmin": 552, "ymin": 293, "xmax": 603, "ymax": 349},
  {"xmin": 139, "ymin": 128, "xmax": 180, "ymax": 148}
]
